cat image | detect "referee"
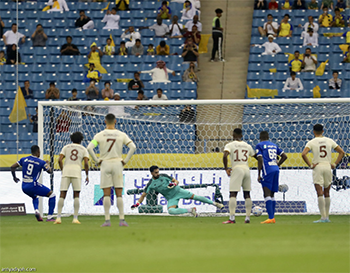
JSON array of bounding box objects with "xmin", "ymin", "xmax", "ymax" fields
[{"xmin": 211, "ymin": 8, "xmax": 225, "ymax": 62}]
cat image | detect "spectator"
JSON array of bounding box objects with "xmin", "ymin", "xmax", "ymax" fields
[
  {"xmin": 258, "ymin": 14, "xmax": 279, "ymax": 37},
  {"xmin": 281, "ymin": 0, "xmax": 292, "ymax": 9},
  {"xmin": 108, "ymin": 93, "xmax": 131, "ymax": 117},
  {"xmin": 28, "ymin": 107, "xmax": 38, "ymax": 133},
  {"xmin": 308, "ymin": 0, "xmax": 319, "ymax": 9},
  {"xmin": 251, "ymin": 34, "xmax": 282, "ymax": 55},
  {"xmin": 182, "ymin": 61, "xmax": 199, "ymax": 82},
  {"xmin": 131, "ymin": 39, "xmax": 144, "ymax": 56},
  {"xmin": 335, "ymin": 0, "xmax": 346, "ymax": 10},
  {"xmin": 268, "ymin": 0, "xmax": 279, "ymax": 10},
  {"xmin": 87, "ymin": 42, "xmax": 106, "ymax": 73},
  {"xmin": 152, "ymin": 88, "xmax": 168, "ymax": 100},
  {"xmin": 303, "ymin": 28, "xmax": 318, "ymax": 47},
  {"xmin": 318, "ymin": 6, "xmax": 333, "ymax": 27},
  {"xmin": 136, "ymin": 90, "xmax": 148, "ymax": 100},
  {"xmin": 101, "ymin": 81, "xmax": 114, "ymax": 99},
  {"xmin": 299, "ymin": 16, "xmax": 319, "ymax": 35},
  {"xmin": 158, "ymin": 1, "xmax": 171, "ymax": 20},
  {"xmin": 332, "ymin": 29, "xmax": 350, "ymax": 43},
  {"xmin": 121, "ymin": 26, "xmax": 141, "ymax": 48},
  {"xmin": 179, "ymin": 105, "xmax": 195, "ymax": 123},
  {"xmin": 331, "ymin": 8, "xmax": 345, "ymax": 27},
  {"xmin": 302, "ymin": 48, "xmax": 317, "ymax": 72},
  {"xmin": 172, "ymin": 0, "xmax": 201, "ymax": 9},
  {"xmin": 60, "ymin": 36, "xmax": 80, "ymax": 55},
  {"xmin": 182, "ymin": 37, "xmax": 199, "ymax": 63},
  {"xmin": 56, "ymin": 111, "xmax": 71, "ymax": 133},
  {"xmin": 254, "ymin": 0, "xmax": 267, "ymax": 10},
  {"xmin": 279, "ymin": 14, "xmax": 293, "ymax": 37},
  {"xmin": 85, "ymin": 80, "xmax": 99, "ymax": 100},
  {"xmin": 45, "ymin": 82, "xmax": 60, "ymax": 99},
  {"xmin": 117, "ymin": 41, "xmax": 128, "ymax": 55},
  {"xmin": 22, "ymin": 80, "xmax": 33, "ymax": 99},
  {"xmin": 293, "ymin": 0, "xmax": 306, "ymax": 9},
  {"xmin": 211, "ymin": 8, "xmax": 224, "ymax": 62},
  {"xmin": 320, "ymin": 0, "xmax": 334, "ymax": 10},
  {"xmin": 147, "ymin": 44, "xmax": 155, "ymax": 55},
  {"xmin": 289, "ymin": 51, "xmax": 303, "ymax": 72},
  {"xmin": 0, "ymin": 16, "xmax": 4, "ymax": 37},
  {"xmin": 68, "ymin": 89, "xmax": 79, "ymax": 101},
  {"xmin": 283, "ymin": 72, "xmax": 304, "ymax": 91},
  {"xmin": 31, "ymin": 24, "xmax": 47, "ymax": 47},
  {"xmin": 329, "ymin": 71, "xmax": 342, "ymax": 89},
  {"xmin": 115, "ymin": 0, "xmax": 129, "ymax": 11},
  {"xmin": 75, "ymin": 10, "xmax": 94, "ymax": 30},
  {"xmin": 2, "ymin": 23, "xmax": 25, "ymax": 54},
  {"xmin": 141, "ymin": 18, "xmax": 169, "ymax": 38},
  {"xmin": 84, "ymin": 63, "xmax": 102, "ymax": 83},
  {"xmin": 184, "ymin": 15, "xmax": 202, "ymax": 33},
  {"xmin": 103, "ymin": 38, "xmax": 115, "ymax": 56},
  {"xmin": 46, "ymin": 0, "xmax": 69, "ymax": 12},
  {"xmin": 140, "ymin": 60, "xmax": 175, "ymax": 83},
  {"xmin": 102, "ymin": 8, "xmax": 120, "ymax": 30},
  {"xmin": 169, "ymin": 16, "xmax": 184, "ymax": 38},
  {"xmin": 342, "ymin": 45, "xmax": 350, "ymax": 62},
  {"xmin": 183, "ymin": 25, "xmax": 201, "ymax": 46},
  {"xmin": 0, "ymin": 50, "xmax": 6, "ymax": 64},
  {"xmin": 6, "ymin": 44, "xmax": 21, "ymax": 64},
  {"xmin": 156, "ymin": 41, "xmax": 170, "ymax": 55},
  {"xmin": 181, "ymin": 1, "xmax": 197, "ymax": 21},
  {"xmin": 128, "ymin": 72, "xmax": 144, "ymax": 90}
]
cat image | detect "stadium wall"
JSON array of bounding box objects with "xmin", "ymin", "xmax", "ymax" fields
[{"xmin": 1, "ymin": 170, "xmax": 349, "ymax": 215}]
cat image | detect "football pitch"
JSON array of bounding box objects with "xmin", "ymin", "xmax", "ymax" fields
[{"xmin": 1, "ymin": 215, "xmax": 349, "ymax": 273}]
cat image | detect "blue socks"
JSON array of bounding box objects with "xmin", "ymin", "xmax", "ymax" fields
[
  {"xmin": 265, "ymin": 197, "xmax": 274, "ymax": 219},
  {"xmin": 192, "ymin": 195, "xmax": 214, "ymax": 205},
  {"xmin": 48, "ymin": 193, "xmax": 56, "ymax": 216},
  {"xmin": 32, "ymin": 197, "xmax": 39, "ymax": 210},
  {"xmin": 168, "ymin": 208, "xmax": 189, "ymax": 215},
  {"xmin": 271, "ymin": 197, "xmax": 276, "ymax": 215}
]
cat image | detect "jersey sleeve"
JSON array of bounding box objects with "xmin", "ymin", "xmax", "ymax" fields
[
  {"xmin": 255, "ymin": 144, "xmax": 262, "ymax": 157},
  {"xmin": 144, "ymin": 180, "xmax": 153, "ymax": 194},
  {"xmin": 41, "ymin": 159, "xmax": 50, "ymax": 172},
  {"xmin": 342, "ymin": 31, "xmax": 347, "ymax": 37},
  {"xmin": 60, "ymin": 145, "xmax": 66, "ymax": 156},
  {"xmin": 83, "ymin": 147, "xmax": 89, "ymax": 159},
  {"xmin": 123, "ymin": 133, "xmax": 133, "ymax": 146},
  {"xmin": 160, "ymin": 174, "xmax": 173, "ymax": 182},
  {"xmin": 330, "ymin": 139, "xmax": 339, "ymax": 150},
  {"xmin": 91, "ymin": 134, "xmax": 100, "ymax": 147},
  {"xmin": 248, "ymin": 145, "xmax": 255, "ymax": 157},
  {"xmin": 17, "ymin": 157, "xmax": 24, "ymax": 166},
  {"xmin": 223, "ymin": 143, "xmax": 230, "ymax": 153},
  {"xmin": 277, "ymin": 145, "xmax": 284, "ymax": 156},
  {"xmin": 305, "ymin": 140, "xmax": 312, "ymax": 150}
]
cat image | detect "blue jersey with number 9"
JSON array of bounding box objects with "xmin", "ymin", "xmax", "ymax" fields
[
  {"xmin": 17, "ymin": 156, "xmax": 49, "ymax": 183},
  {"xmin": 255, "ymin": 141, "xmax": 284, "ymax": 177}
]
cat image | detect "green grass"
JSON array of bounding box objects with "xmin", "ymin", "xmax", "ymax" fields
[{"xmin": 1, "ymin": 215, "xmax": 349, "ymax": 273}]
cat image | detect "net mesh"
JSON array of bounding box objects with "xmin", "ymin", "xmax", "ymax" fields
[{"xmin": 40, "ymin": 100, "xmax": 350, "ymax": 215}]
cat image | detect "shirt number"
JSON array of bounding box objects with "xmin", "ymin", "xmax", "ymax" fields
[
  {"xmin": 320, "ymin": 145, "xmax": 327, "ymax": 158},
  {"xmin": 233, "ymin": 149, "xmax": 248, "ymax": 162},
  {"xmin": 107, "ymin": 139, "xmax": 116, "ymax": 152},
  {"xmin": 70, "ymin": 149, "xmax": 79, "ymax": 161},
  {"xmin": 268, "ymin": 149, "xmax": 277, "ymax": 160},
  {"xmin": 27, "ymin": 163, "xmax": 34, "ymax": 175}
]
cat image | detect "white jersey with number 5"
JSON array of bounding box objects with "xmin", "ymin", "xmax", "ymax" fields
[
  {"xmin": 92, "ymin": 129, "xmax": 132, "ymax": 161},
  {"xmin": 305, "ymin": 136, "xmax": 338, "ymax": 164},
  {"xmin": 224, "ymin": 141, "xmax": 255, "ymax": 169},
  {"xmin": 60, "ymin": 143, "xmax": 89, "ymax": 179}
]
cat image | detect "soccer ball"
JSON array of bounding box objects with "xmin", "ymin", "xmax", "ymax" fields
[{"xmin": 252, "ymin": 206, "xmax": 263, "ymax": 217}]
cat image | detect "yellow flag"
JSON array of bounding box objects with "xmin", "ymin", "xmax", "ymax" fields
[
  {"xmin": 313, "ymin": 85, "xmax": 321, "ymax": 98},
  {"xmin": 101, "ymin": 2, "xmax": 110, "ymax": 11},
  {"xmin": 269, "ymin": 68, "xmax": 277, "ymax": 73},
  {"xmin": 110, "ymin": 34, "xmax": 115, "ymax": 47},
  {"xmin": 198, "ymin": 34, "xmax": 211, "ymax": 54},
  {"xmin": 9, "ymin": 87, "xmax": 27, "ymax": 123},
  {"xmin": 315, "ymin": 59, "xmax": 328, "ymax": 76},
  {"xmin": 339, "ymin": 44, "xmax": 349, "ymax": 54},
  {"xmin": 42, "ymin": 5, "xmax": 51, "ymax": 11},
  {"xmin": 246, "ymin": 85, "xmax": 278, "ymax": 98}
]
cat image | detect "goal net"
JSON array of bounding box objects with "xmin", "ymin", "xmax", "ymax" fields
[{"xmin": 38, "ymin": 99, "xmax": 350, "ymax": 216}]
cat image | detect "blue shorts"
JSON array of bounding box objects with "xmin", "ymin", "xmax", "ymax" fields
[
  {"xmin": 261, "ymin": 171, "xmax": 279, "ymax": 192},
  {"xmin": 22, "ymin": 182, "xmax": 51, "ymax": 199},
  {"xmin": 167, "ymin": 188, "xmax": 193, "ymax": 208}
]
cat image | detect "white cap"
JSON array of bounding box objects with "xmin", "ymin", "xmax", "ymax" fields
[
  {"xmin": 268, "ymin": 34, "xmax": 274, "ymax": 39},
  {"xmin": 114, "ymin": 92, "xmax": 120, "ymax": 97}
]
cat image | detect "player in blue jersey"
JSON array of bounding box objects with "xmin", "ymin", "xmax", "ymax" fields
[
  {"xmin": 131, "ymin": 166, "xmax": 224, "ymax": 216},
  {"xmin": 256, "ymin": 131, "xmax": 287, "ymax": 224},
  {"xmin": 11, "ymin": 145, "xmax": 56, "ymax": 222}
]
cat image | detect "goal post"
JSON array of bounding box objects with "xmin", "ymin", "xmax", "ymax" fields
[{"xmin": 37, "ymin": 98, "xmax": 350, "ymax": 216}]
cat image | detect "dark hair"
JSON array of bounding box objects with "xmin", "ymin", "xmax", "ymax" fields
[
  {"xmin": 150, "ymin": 165, "xmax": 159, "ymax": 173},
  {"xmin": 31, "ymin": 145, "xmax": 40, "ymax": 155},
  {"xmin": 148, "ymin": 44, "xmax": 154, "ymax": 47},
  {"xmin": 284, "ymin": 14, "xmax": 290, "ymax": 18},
  {"xmin": 70, "ymin": 132, "xmax": 84, "ymax": 144},
  {"xmin": 157, "ymin": 88, "xmax": 163, "ymax": 92},
  {"xmin": 0, "ymin": 50, "xmax": 4, "ymax": 54},
  {"xmin": 162, "ymin": 0, "xmax": 167, "ymax": 5},
  {"xmin": 89, "ymin": 63, "xmax": 95, "ymax": 66},
  {"xmin": 294, "ymin": 50, "xmax": 299, "ymax": 54},
  {"xmin": 135, "ymin": 39, "xmax": 141, "ymax": 43},
  {"xmin": 138, "ymin": 90, "xmax": 144, "ymax": 95},
  {"xmin": 90, "ymin": 79, "xmax": 96, "ymax": 83},
  {"xmin": 305, "ymin": 47, "xmax": 311, "ymax": 51},
  {"xmin": 11, "ymin": 23, "xmax": 17, "ymax": 27},
  {"xmin": 260, "ymin": 131, "xmax": 269, "ymax": 140},
  {"xmin": 134, "ymin": 72, "xmax": 140, "ymax": 75},
  {"xmin": 267, "ymin": 14, "xmax": 273, "ymax": 17},
  {"xmin": 160, "ymin": 41, "xmax": 166, "ymax": 47},
  {"xmin": 105, "ymin": 113, "xmax": 116, "ymax": 123},
  {"xmin": 323, "ymin": 5, "xmax": 328, "ymax": 9},
  {"xmin": 106, "ymin": 38, "xmax": 111, "ymax": 41},
  {"xmin": 112, "ymin": 7, "xmax": 117, "ymax": 12},
  {"xmin": 335, "ymin": 8, "xmax": 340, "ymax": 12},
  {"xmin": 66, "ymin": 36, "xmax": 72, "ymax": 40},
  {"xmin": 233, "ymin": 128, "xmax": 242, "ymax": 135},
  {"xmin": 104, "ymin": 81, "xmax": 110, "ymax": 86},
  {"xmin": 24, "ymin": 80, "xmax": 29, "ymax": 83},
  {"xmin": 72, "ymin": 88, "xmax": 77, "ymax": 93},
  {"xmin": 79, "ymin": 10, "xmax": 85, "ymax": 13},
  {"xmin": 313, "ymin": 124, "xmax": 323, "ymax": 132},
  {"xmin": 333, "ymin": 70, "xmax": 339, "ymax": 74},
  {"xmin": 290, "ymin": 71, "xmax": 296, "ymax": 76},
  {"xmin": 215, "ymin": 8, "xmax": 223, "ymax": 14},
  {"xmin": 120, "ymin": 41, "xmax": 126, "ymax": 45},
  {"xmin": 49, "ymin": 82, "xmax": 55, "ymax": 86},
  {"xmin": 36, "ymin": 24, "xmax": 42, "ymax": 28}
]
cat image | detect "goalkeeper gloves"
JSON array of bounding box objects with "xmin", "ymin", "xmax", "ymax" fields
[
  {"xmin": 167, "ymin": 182, "xmax": 177, "ymax": 189},
  {"xmin": 131, "ymin": 202, "xmax": 140, "ymax": 210}
]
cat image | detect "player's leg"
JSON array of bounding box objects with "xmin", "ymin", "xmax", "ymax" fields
[
  {"xmin": 32, "ymin": 182, "xmax": 56, "ymax": 221},
  {"xmin": 167, "ymin": 198, "xmax": 194, "ymax": 216},
  {"xmin": 55, "ymin": 191, "xmax": 67, "ymax": 224},
  {"xmin": 223, "ymin": 191, "xmax": 237, "ymax": 224},
  {"xmin": 242, "ymin": 168, "xmax": 253, "ymax": 223},
  {"xmin": 223, "ymin": 168, "xmax": 243, "ymax": 224},
  {"xmin": 115, "ymin": 188, "xmax": 128, "ymax": 226},
  {"xmin": 100, "ymin": 161, "xmax": 113, "ymax": 227},
  {"xmin": 101, "ymin": 187, "xmax": 112, "ymax": 227},
  {"xmin": 323, "ymin": 167, "xmax": 332, "ymax": 222},
  {"xmin": 113, "ymin": 161, "xmax": 128, "ymax": 227},
  {"xmin": 260, "ymin": 172, "xmax": 277, "ymax": 223},
  {"xmin": 22, "ymin": 183, "xmax": 42, "ymax": 221},
  {"xmin": 270, "ymin": 171, "xmax": 279, "ymax": 217},
  {"xmin": 71, "ymin": 177, "xmax": 82, "ymax": 224},
  {"xmin": 313, "ymin": 166, "xmax": 327, "ymax": 223}
]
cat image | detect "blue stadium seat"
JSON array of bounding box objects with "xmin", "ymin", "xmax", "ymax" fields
[
  {"xmin": 247, "ymin": 72, "xmax": 261, "ymax": 81},
  {"xmin": 114, "ymin": 82, "xmax": 128, "ymax": 91},
  {"xmin": 130, "ymin": 1, "xmax": 142, "ymax": 10}
]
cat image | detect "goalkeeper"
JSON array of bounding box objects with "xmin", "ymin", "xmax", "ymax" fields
[{"xmin": 131, "ymin": 166, "xmax": 224, "ymax": 216}]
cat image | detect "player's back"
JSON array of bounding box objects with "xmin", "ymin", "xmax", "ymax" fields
[
  {"xmin": 60, "ymin": 143, "xmax": 89, "ymax": 178},
  {"xmin": 224, "ymin": 140, "xmax": 255, "ymax": 169},
  {"xmin": 256, "ymin": 141, "xmax": 283, "ymax": 175},
  {"xmin": 306, "ymin": 136, "xmax": 338, "ymax": 164},
  {"xmin": 94, "ymin": 129, "xmax": 132, "ymax": 161},
  {"xmin": 18, "ymin": 155, "xmax": 47, "ymax": 183},
  {"xmin": 145, "ymin": 174, "xmax": 177, "ymax": 200}
]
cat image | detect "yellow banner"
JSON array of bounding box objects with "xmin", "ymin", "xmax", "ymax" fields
[
  {"xmin": 9, "ymin": 87, "xmax": 27, "ymax": 123},
  {"xmin": 198, "ymin": 34, "xmax": 211, "ymax": 54},
  {"xmin": 247, "ymin": 85, "xmax": 278, "ymax": 98}
]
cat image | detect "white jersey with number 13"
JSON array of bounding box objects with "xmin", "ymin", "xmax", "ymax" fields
[{"xmin": 224, "ymin": 141, "xmax": 255, "ymax": 169}]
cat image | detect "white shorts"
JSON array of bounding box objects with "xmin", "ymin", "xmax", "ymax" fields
[
  {"xmin": 61, "ymin": 177, "xmax": 81, "ymax": 191},
  {"xmin": 312, "ymin": 163, "xmax": 332, "ymax": 188},
  {"xmin": 100, "ymin": 159, "xmax": 124, "ymax": 189},
  {"xmin": 229, "ymin": 166, "xmax": 251, "ymax": 192}
]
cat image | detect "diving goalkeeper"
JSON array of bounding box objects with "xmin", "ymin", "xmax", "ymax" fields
[{"xmin": 131, "ymin": 165, "xmax": 224, "ymax": 216}]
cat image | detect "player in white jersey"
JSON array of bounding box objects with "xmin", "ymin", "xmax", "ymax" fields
[
  {"xmin": 222, "ymin": 128, "xmax": 256, "ymax": 224},
  {"xmin": 87, "ymin": 113, "xmax": 136, "ymax": 227},
  {"xmin": 302, "ymin": 124, "xmax": 344, "ymax": 223},
  {"xmin": 55, "ymin": 132, "xmax": 89, "ymax": 224}
]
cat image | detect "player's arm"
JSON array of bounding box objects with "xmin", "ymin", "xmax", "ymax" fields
[
  {"xmin": 333, "ymin": 146, "xmax": 345, "ymax": 169},
  {"xmin": 10, "ymin": 162, "xmax": 20, "ymax": 183},
  {"xmin": 301, "ymin": 147, "xmax": 314, "ymax": 168},
  {"xmin": 223, "ymin": 151, "xmax": 231, "ymax": 176},
  {"xmin": 87, "ymin": 140, "xmax": 100, "ymax": 164},
  {"xmin": 257, "ymin": 155, "xmax": 263, "ymax": 182},
  {"xmin": 277, "ymin": 153, "xmax": 288, "ymax": 167},
  {"xmin": 168, "ymin": 177, "xmax": 179, "ymax": 188},
  {"xmin": 131, "ymin": 192, "xmax": 147, "ymax": 209},
  {"xmin": 45, "ymin": 161, "xmax": 53, "ymax": 174},
  {"xmin": 58, "ymin": 154, "xmax": 65, "ymax": 170},
  {"xmin": 122, "ymin": 141, "xmax": 136, "ymax": 166},
  {"xmin": 84, "ymin": 157, "xmax": 89, "ymax": 185}
]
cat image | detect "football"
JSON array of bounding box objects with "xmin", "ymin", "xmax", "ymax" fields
[{"xmin": 252, "ymin": 206, "xmax": 263, "ymax": 217}]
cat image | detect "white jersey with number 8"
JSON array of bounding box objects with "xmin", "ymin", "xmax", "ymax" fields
[
  {"xmin": 60, "ymin": 143, "xmax": 89, "ymax": 179},
  {"xmin": 305, "ymin": 136, "xmax": 338, "ymax": 164},
  {"xmin": 224, "ymin": 141, "xmax": 255, "ymax": 169}
]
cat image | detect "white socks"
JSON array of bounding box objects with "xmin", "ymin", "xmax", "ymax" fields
[
  {"xmin": 229, "ymin": 197, "xmax": 237, "ymax": 221},
  {"xmin": 74, "ymin": 197, "xmax": 79, "ymax": 220},
  {"xmin": 325, "ymin": 197, "xmax": 331, "ymax": 220},
  {"xmin": 318, "ymin": 196, "xmax": 326, "ymax": 220},
  {"xmin": 103, "ymin": 196, "xmax": 111, "ymax": 221},
  {"xmin": 245, "ymin": 198, "xmax": 252, "ymax": 220},
  {"xmin": 117, "ymin": 197, "xmax": 124, "ymax": 221},
  {"xmin": 57, "ymin": 197, "xmax": 64, "ymax": 218}
]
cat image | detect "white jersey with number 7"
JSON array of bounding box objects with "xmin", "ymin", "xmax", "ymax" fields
[
  {"xmin": 305, "ymin": 136, "xmax": 338, "ymax": 164},
  {"xmin": 60, "ymin": 143, "xmax": 89, "ymax": 179},
  {"xmin": 224, "ymin": 141, "xmax": 255, "ymax": 169},
  {"xmin": 92, "ymin": 129, "xmax": 133, "ymax": 161}
]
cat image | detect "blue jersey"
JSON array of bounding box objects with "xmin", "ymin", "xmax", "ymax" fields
[
  {"xmin": 17, "ymin": 156, "xmax": 49, "ymax": 183},
  {"xmin": 255, "ymin": 141, "xmax": 284, "ymax": 177}
]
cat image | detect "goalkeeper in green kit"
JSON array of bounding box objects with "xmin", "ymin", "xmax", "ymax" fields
[{"xmin": 131, "ymin": 166, "xmax": 224, "ymax": 216}]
